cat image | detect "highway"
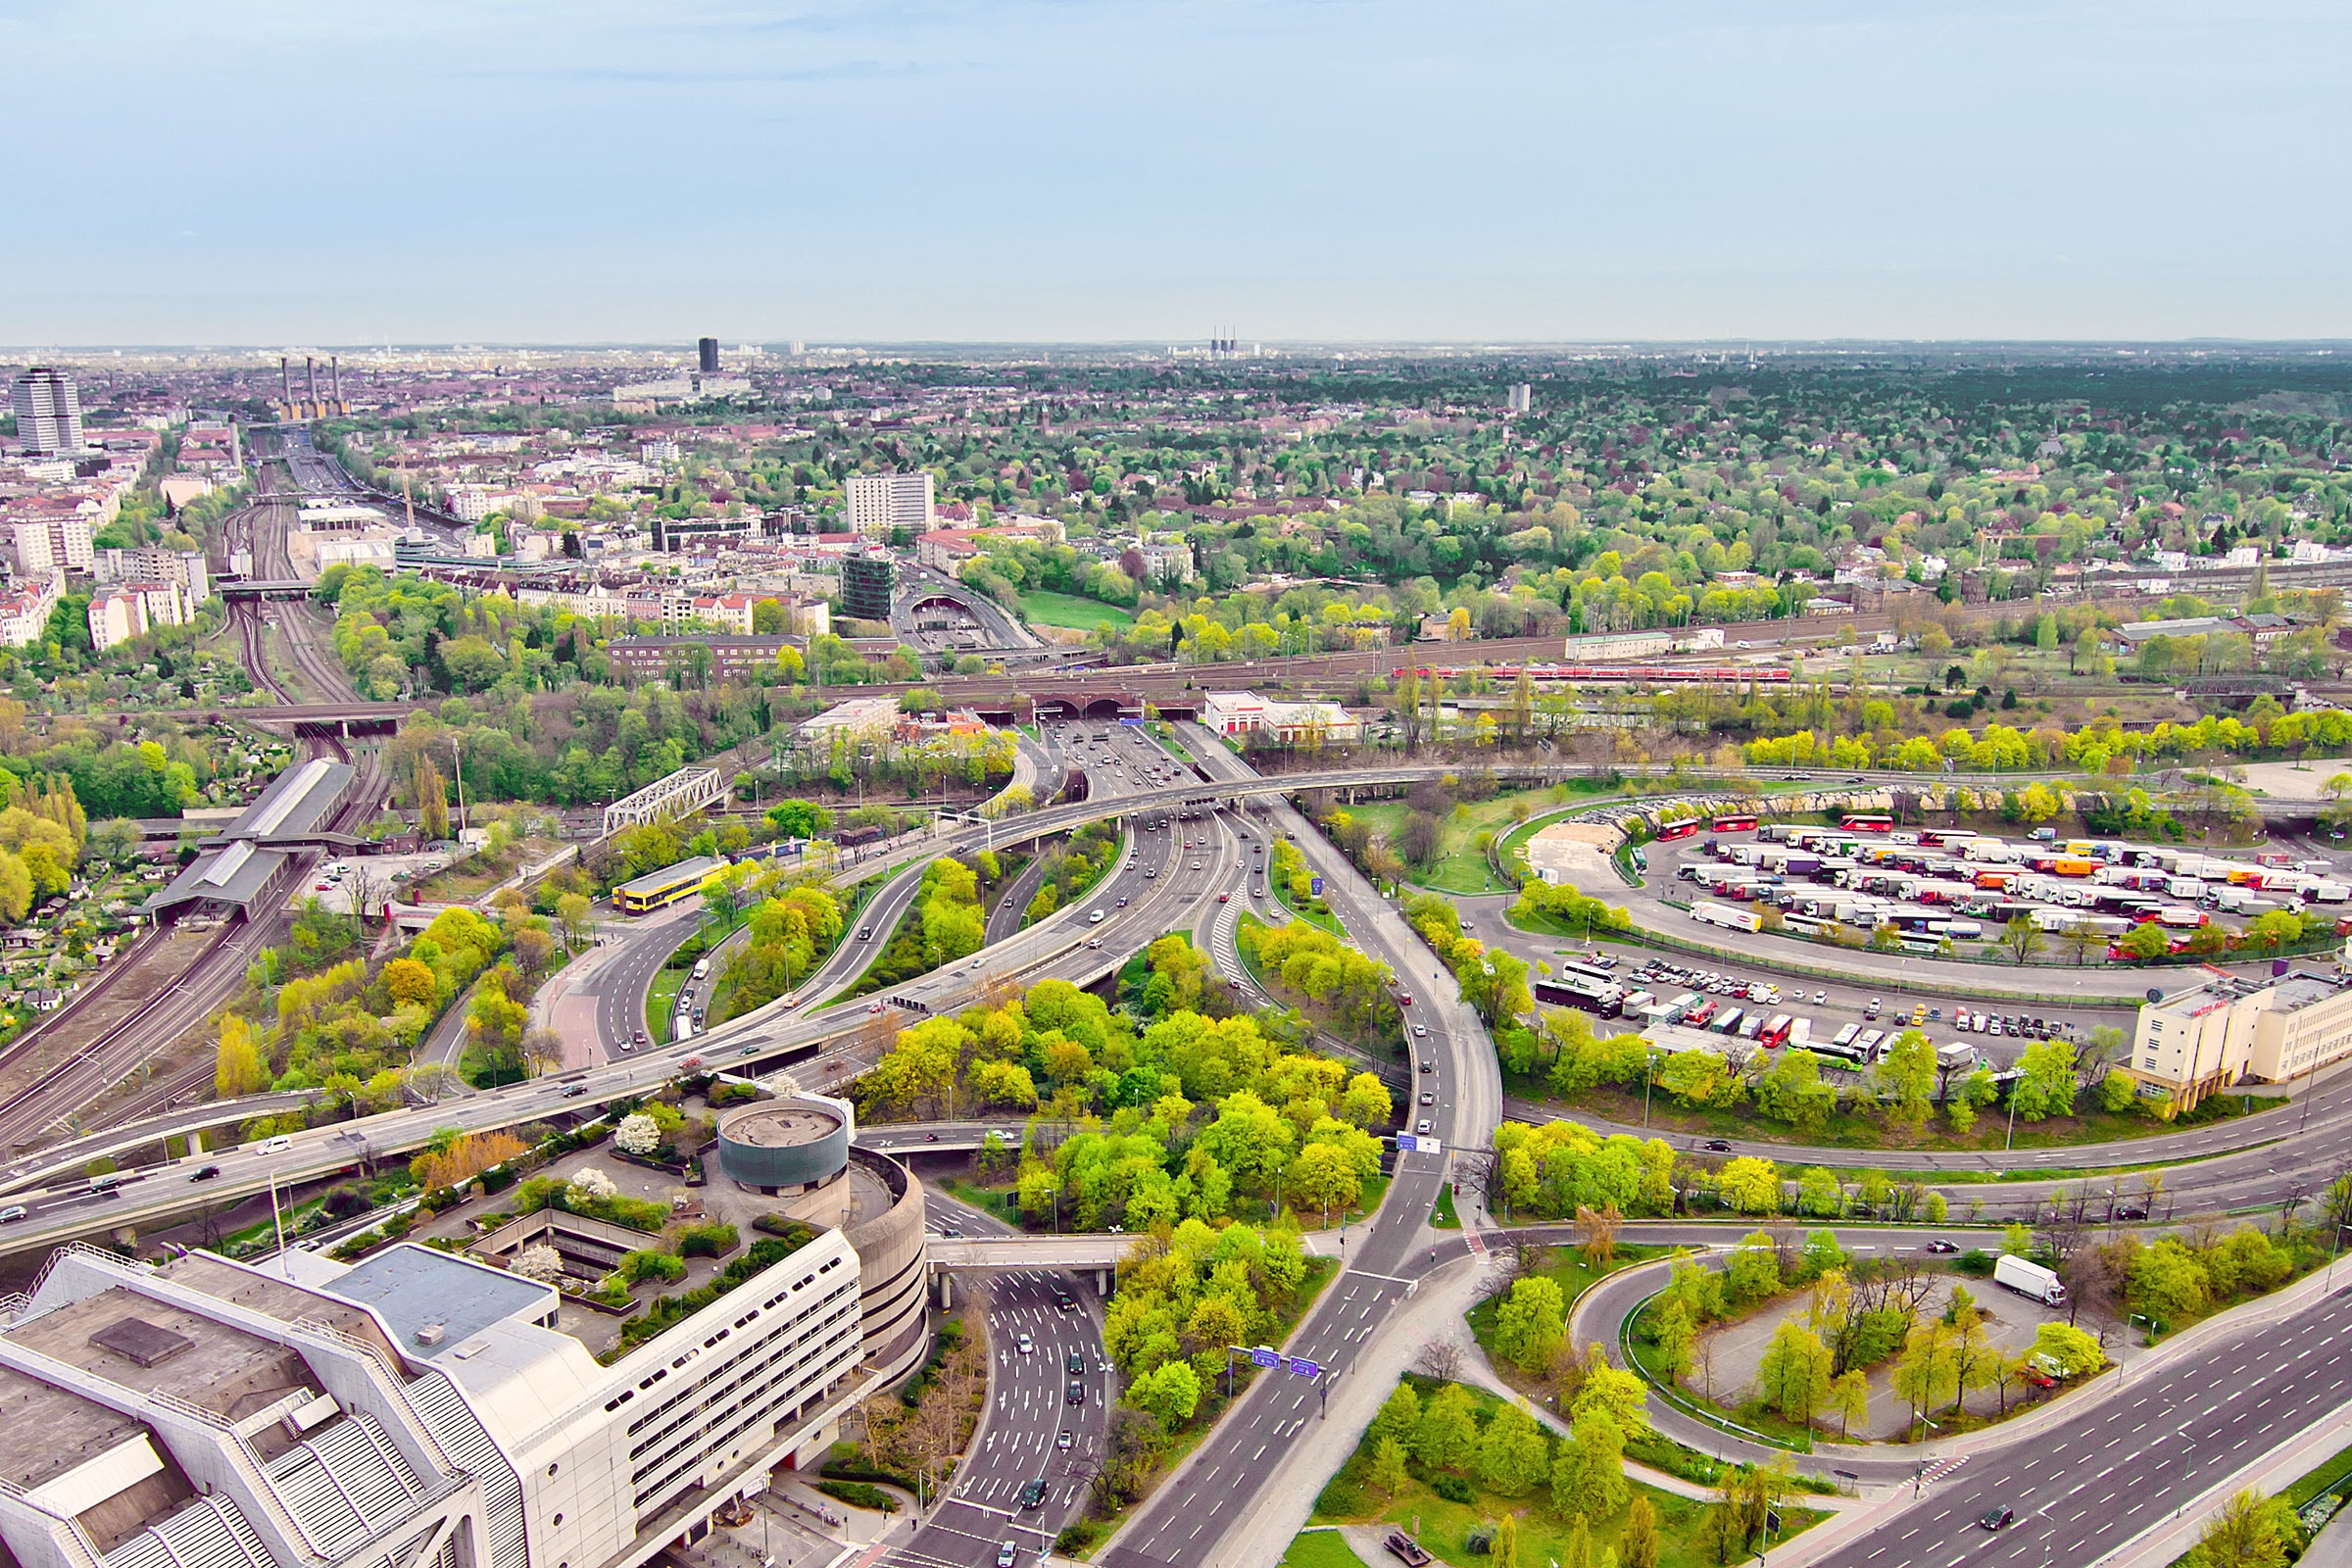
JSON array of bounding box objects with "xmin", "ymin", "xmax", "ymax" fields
[{"xmin": 1090, "ymin": 730, "xmax": 1504, "ymax": 1568}]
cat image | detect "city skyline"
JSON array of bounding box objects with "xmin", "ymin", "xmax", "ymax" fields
[{"xmin": 6, "ymin": 0, "xmax": 2349, "ymax": 345}]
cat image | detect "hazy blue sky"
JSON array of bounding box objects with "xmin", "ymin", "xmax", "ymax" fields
[{"xmin": 6, "ymin": 0, "xmax": 2347, "ymax": 344}]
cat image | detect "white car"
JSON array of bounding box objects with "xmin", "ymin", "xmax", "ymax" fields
[
  {"xmin": 1415, "ymin": 1119, "xmax": 1433, "ymax": 1135},
  {"xmin": 1016, "ymin": 1334, "xmax": 1034, "ymax": 1354}
]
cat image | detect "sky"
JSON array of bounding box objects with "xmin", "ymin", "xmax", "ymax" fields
[{"xmin": 5, "ymin": 0, "xmax": 2349, "ymax": 346}]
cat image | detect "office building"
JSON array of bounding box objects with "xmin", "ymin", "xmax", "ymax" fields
[
  {"xmin": 1507, "ymin": 383, "xmax": 1533, "ymax": 415},
  {"xmin": 844, "ymin": 473, "xmax": 933, "ymax": 541},
  {"xmin": 2127, "ymin": 969, "xmax": 2352, "ymax": 1110},
  {"xmin": 10, "ymin": 369, "xmax": 85, "ymax": 457},
  {"xmin": 838, "ymin": 553, "xmax": 895, "ymax": 621},
  {"xmin": 698, "ymin": 338, "xmax": 719, "ymax": 374}
]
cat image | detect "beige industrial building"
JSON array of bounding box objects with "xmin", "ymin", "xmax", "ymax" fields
[{"xmin": 2127, "ymin": 969, "xmax": 2352, "ymax": 1110}]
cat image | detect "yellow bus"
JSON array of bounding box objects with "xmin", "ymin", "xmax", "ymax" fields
[{"xmin": 615, "ymin": 856, "xmax": 728, "ymax": 915}]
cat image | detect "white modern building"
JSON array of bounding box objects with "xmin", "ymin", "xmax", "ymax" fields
[
  {"xmin": 10, "ymin": 369, "xmax": 85, "ymax": 457},
  {"xmin": 845, "ymin": 473, "xmax": 933, "ymax": 542},
  {"xmin": 0, "ymin": 1227, "xmax": 873, "ymax": 1568}
]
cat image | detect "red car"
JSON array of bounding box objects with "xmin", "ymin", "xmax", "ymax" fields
[{"xmin": 1398, "ymin": 993, "xmax": 1413, "ymax": 1006}]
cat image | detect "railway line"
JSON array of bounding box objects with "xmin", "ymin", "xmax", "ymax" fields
[{"xmin": 0, "ymin": 431, "xmax": 393, "ymax": 1154}]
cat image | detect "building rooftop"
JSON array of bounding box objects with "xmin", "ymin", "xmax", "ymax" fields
[
  {"xmin": 720, "ymin": 1102, "xmax": 845, "ymax": 1150},
  {"xmin": 323, "ymin": 1244, "xmax": 557, "ymax": 1362}
]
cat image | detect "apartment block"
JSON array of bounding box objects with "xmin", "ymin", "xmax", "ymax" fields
[
  {"xmin": 12, "ymin": 515, "xmax": 95, "ymax": 576},
  {"xmin": 0, "ymin": 571, "xmax": 62, "ymax": 648},
  {"xmin": 844, "ymin": 473, "xmax": 933, "ymax": 541}
]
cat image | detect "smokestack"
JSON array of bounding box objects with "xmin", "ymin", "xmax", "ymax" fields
[
  {"xmin": 280, "ymin": 357, "xmax": 291, "ymax": 404},
  {"xmin": 306, "ymin": 356, "xmax": 318, "ymax": 403},
  {"xmin": 330, "ymin": 356, "xmax": 340, "ymax": 401}
]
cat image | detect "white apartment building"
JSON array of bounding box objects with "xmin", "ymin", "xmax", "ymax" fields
[
  {"xmin": 0, "ymin": 571, "xmax": 62, "ymax": 648},
  {"xmin": 1136, "ymin": 536, "xmax": 1195, "ymax": 586},
  {"xmin": 845, "ymin": 473, "xmax": 934, "ymax": 541},
  {"xmin": 95, "ymin": 548, "xmax": 212, "ymax": 606},
  {"xmin": 0, "ymin": 1235, "xmax": 867, "ymax": 1568},
  {"xmin": 11, "ymin": 516, "xmax": 95, "ymax": 576},
  {"xmin": 87, "ymin": 581, "xmax": 186, "ymax": 652},
  {"xmin": 10, "ymin": 369, "xmax": 85, "ymax": 457},
  {"xmin": 2128, "ymin": 969, "xmax": 2352, "ymax": 1110}
]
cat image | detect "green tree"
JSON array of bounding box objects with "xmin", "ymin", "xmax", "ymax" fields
[
  {"xmin": 1371, "ymin": 1382, "xmax": 1421, "ymax": 1447},
  {"xmin": 1651, "ymin": 1296, "xmax": 1696, "ymax": 1382},
  {"xmin": 1891, "ymin": 1320, "xmax": 1957, "ymax": 1431},
  {"xmin": 1620, "ymin": 1495, "xmax": 1660, "ymax": 1568},
  {"xmin": 1127, "ymin": 1360, "xmax": 1200, "ymax": 1430},
  {"xmin": 2181, "ymin": 1489, "xmax": 2298, "ymax": 1568},
  {"xmin": 1412, "ymin": 1383, "xmax": 1480, "ymax": 1470},
  {"xmin": 2003, "ymin": 914, "xmax": 2046, "ymax": 964},
  {"xmin": 1755, "ymin": 1048, "xmax": 1838, "ymax": 1133},
  {"xmin": 1875, "ymin": 1029, "xmax": 1936, "ymax": 1133},
  {"xmin": 1493, "ymin": 1276, "xmax": 1569, "ymax": 1374},
  {"xmin": 1755, "ymin": 1320, "xmax": 1834, "ymax": 1425},
  {"xmin": 1474, "ymin": 1403, "xmax": 1551, "ymax": 1495},
  {"xmin": 1830, "ymin": 1369, "xmax": 1870, "ymax": 1439},
  {"xmin": 2030, "ymin": 1321, "xmax": 2108, "ymax": 1379},
  {"xmin": 1549, "ymin": 1408, "xmax": 1628, "ymax": 1520},
  {"xmin": 1717, "ymin": 1156, "xmax": 1782, "ymax": 1214},
  {"xmin": 2012, "ymin": 1039, "xmax": 2082, "ymax": 1121},
  {"xmin": 1725, "ymin": 1232, "xmax": 1781, "ymax": 1302},
  {"xmin": 1369, "ymin": 1436, "xmax": 1409, "ymax": 1497}
]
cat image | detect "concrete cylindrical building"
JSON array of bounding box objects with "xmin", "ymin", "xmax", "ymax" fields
[
  {"xmin": 715, "ymin": 1100, "xmax": 853, "ymax": 1196},
  {"xmin": 715, "ymin": 1098, "xmax": 928, "ymax": 1383}
]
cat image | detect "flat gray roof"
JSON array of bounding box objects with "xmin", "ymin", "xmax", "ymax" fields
[
  {"xmin": 322, "ymin": 1244, "xmax": 556, "ymax": 1360},
  {"xmin": 142, "ymin": 759, "xmax": 354, "ymax": 916}
]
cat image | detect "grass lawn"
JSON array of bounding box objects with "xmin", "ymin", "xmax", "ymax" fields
[
  {"xmin": 1278, "ymin": 1530, "xmax": 1373, "ymax": 1568},
  {"xmin": 647, "ymin": 966, "xmax": 686, "ymax": 1047},
  {"xmin": 1020, "ymin": 589, "xmax": 1135, "ymax": 631},
  {"xmin": 1313, "ymin": 1376, "xmax": 1822, "ymax": 1568},
  {"xmin": 1345, "ymin": 794, "xmax": 1545, "ymax": 897}
]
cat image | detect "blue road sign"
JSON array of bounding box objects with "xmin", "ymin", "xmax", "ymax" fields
[
  {"xmin": 1310, "ymin": 876, "xmax": 1325, "ymax": 896},
  {"xmin": 1249, "ymin": 1347, "xmax": 1281, "ymax": 1368},
  {"xmin": 1288, "ymin": 1356, "xmax": 1321, "ymax": 1379}
]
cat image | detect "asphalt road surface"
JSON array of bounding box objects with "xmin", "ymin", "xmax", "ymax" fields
[
  {"xmin": 1097, "ymin": 731, "xmax": 1503, "ymax": 1568},
  {"xmin": 883, "ymin": 1189, "xmax": 1108, "ymax": 1568}
]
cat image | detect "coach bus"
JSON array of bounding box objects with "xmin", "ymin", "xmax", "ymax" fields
[
  {"xmin": 1711, "ymin": 813, "xmax": 1759, "ymax": 834},
  {"xmin": 615, "ymin": 855, "xmax": 730, "ymax": 915},
  {"xmin": 1654, "ymin": 817, "xmax": 1703, "ymax": 842},
  {"xmin": 1533, "ymin": 976, "xmax": 1624, "ymax": 1019},
  {"xmin": 1840, "ymin": 812, "xmax": 1894, "ymax": 833}
]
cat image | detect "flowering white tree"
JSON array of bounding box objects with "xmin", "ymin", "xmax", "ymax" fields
[
  {"xmin": 615, "ymin": 1113, "xmax": 661, "ymax": 1155},
  {"xmin": 514, "ymin": 1244, "xmax": 566, "ymax": 1284},
  {"xmin": 566, "ymin": 1168, "xmax": 618, "ymax": 1202}
]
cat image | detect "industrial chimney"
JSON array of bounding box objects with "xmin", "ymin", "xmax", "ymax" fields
[
  {"xmin": 306, "ymin": 356, "xmax": 318, "ymax": 404},
  {"xmin": 280, "ymin": 358, "xmax": 291, "ymax": 404},
  {"xmin": 330, "ymin": 355, "xmax": 341, "ymax": 401}
]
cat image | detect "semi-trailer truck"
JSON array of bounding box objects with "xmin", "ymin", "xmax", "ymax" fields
[{"xmin": 1993, "ymin": 1254, "xmax": 2068, "ymax": 1306}]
